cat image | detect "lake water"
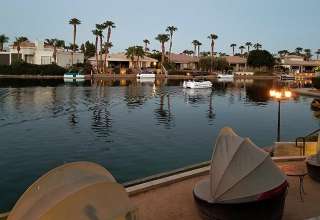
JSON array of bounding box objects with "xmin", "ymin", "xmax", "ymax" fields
[{"xmin": 0, "ymin": 78, "xmax": 318, "ymax": 211}]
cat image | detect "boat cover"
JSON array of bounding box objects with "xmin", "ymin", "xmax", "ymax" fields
[
  {"xmin": 8, "ymin": 162, "xmax": 136, "ymax": 220},
  {"xmin": 209, "ymin": 127, "xmax": 286, "ymax": 202}
]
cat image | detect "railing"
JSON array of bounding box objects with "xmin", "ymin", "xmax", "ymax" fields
[{"xmin": 295, "ymin": 128, "xmax": 320, "ymax": 156}]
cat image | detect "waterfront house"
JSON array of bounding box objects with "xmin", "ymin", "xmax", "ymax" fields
[
  {"xmin": 166, "ymin": 53, "xmax": 198, "ymax": 70},
  {"xmin": 224, "ymin": 56, "xmax": 247, "ymax": 71},
  {"xmin": 88, "ymin": 52, "xmax": 158, "ymax": 72},
  {"xmin": 277, "ymin": 55, "xmax": 320, "ymax": 73},
  {"xmin": 0, "ymin": 40, "xmax": 84, "ymax": 68}
]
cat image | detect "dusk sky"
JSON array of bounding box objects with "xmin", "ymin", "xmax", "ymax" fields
[{"xmin": 1, "ymin": 0, "xmax": 319, "ymax": 55}]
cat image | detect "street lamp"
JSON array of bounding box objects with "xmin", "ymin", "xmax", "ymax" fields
[{"xmin": 269, "ymin": 89, "xmax": 292, "ymax": 142}]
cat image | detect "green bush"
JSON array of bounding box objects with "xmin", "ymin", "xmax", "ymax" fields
[
  {"xmin": 0, "ymin": 62, "xmax": 66, "ymax": 76},
  {"xmin": 247, "ymin": 50, "xmax": 275, "ymax": 68},
  {"xmin": 312, "ymin": 77, "xmax": 320, "ymax": 89},
  {"xmin": 199, "ymin": 57, "xmax": 229, "ymax": 71}
]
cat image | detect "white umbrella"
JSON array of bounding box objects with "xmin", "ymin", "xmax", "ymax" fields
[{"xmin": 8, "ymin": 162, "xmax": 137, "ymax": 220}]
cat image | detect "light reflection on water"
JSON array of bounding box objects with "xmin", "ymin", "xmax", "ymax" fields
[{"xmin": 0, "ymin": 78, "xmax": 317, "ymax": 211}]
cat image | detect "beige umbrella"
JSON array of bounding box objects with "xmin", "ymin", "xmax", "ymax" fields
[
  {"xmin": 8, "ymin": 162, "xmax": 137, "ymax": 220},
  {"xmin": 209, "ymin": 127, "xmax": 286, "ymax": 203}
]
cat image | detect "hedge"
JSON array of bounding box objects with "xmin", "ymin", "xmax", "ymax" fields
[{"xmin": 0, "ymin": 62, "xmax": 67, "ymax": 76}]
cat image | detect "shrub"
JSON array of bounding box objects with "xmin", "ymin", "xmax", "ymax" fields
[
  {"xmin": 0, "ymin": 62, "xmax": 66, "ymax": 76},
  {"xmin": 312, "ymin": 77, "xmax": 320, "ymax": 89},
  {"xmin": 199, "ymin": 57, "xmax": 229, "ymax": 71},
  {"xmin": 247, "ymin": 50, "xmax": 275, "ymax": 68}
]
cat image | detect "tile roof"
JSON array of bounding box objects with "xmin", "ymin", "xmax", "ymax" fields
[
  {"xmin": 166, "ymin": 53, "xmax": 198, "ymax": 64},
  {"xmin": 88, "ymin": 52, "xmax": 158, "ymax": 62}
]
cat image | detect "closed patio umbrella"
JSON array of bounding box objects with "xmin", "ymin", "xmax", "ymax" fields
[{"xmin": 8, "ymin": 162, "xmax": 136, "ymax": 220}]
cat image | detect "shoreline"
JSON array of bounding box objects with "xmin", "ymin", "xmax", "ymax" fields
[{"xmin": 0, "ymin": 74, "xmax": 280, "ymax": 80}]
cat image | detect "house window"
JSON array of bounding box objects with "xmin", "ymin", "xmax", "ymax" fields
[{"xmin": 41, "ymin": 56, "xmax": 51, "ymax": 65}]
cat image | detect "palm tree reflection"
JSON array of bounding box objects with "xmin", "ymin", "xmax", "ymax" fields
[{"xmin": 154, "ymin": 93, "xmax": 175, "ymax": 129}]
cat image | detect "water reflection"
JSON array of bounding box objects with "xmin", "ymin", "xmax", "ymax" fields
[{"xmin": 0, "ymin": 77, "xmax": 318, "ymax": 212}]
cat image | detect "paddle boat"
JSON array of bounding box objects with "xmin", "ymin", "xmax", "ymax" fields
[
  {"xmin": 137, "ymin": 70, "xmax": 156, "ymax": 78},
  {"xmin": 183, "ymin": 80, "xmax": 213, "ymax": 89}
]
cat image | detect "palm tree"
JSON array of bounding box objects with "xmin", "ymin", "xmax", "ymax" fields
[
  {"xmin": 295, "ymin": 47, "xmax": 303, "ymax": 54},
  {"xmin": 230, "ymin": 43, "xmax": 237, "ymax": 55},
  {"xmin": 0, "ymin": 34, "xmax": 9, "ymax": 51},
  {"xmin": 253, "ymin": 43, "xmax": 262, "ymax": 50},
  {"xmin": 45, "ymin": 38, "xmax": 65, "ymax": 64},
  {"xmin": 166, "ymin": 26, "xmax": 178, "ymax": 62},
  {"xmin": 182, "ymin": 50, "xmax": 194, "ymax": 56},
  {"xmin": 278, "ymin": 50, "xmax": 289, "ymax": 57},
  {"xmin": 104, "ymin": 42, "xmax": 113, "ymax": 68},
  {"xmin": 14, "ymin": 36, "xmax": 28, "ymax": 61},
  {"xmin": 239, "ymin": 46, "xmax": 245, "ymax": 55},
  {"xmin": 208, "ymin": 33, "xmax": 218, "ymax": 72},
  {"xmin": 197, "ymin": 42, "xmax": 202, "ymax": 57},
  {"xmin": 92, "ymin": 29, "xmax": 102, "ymax": 73},
  {"xmin": 96, "ymin": 24, "xmax": 105, "ymax": 73},
  {"xmin": 69, "ymin": 18, "xmax": 81, "ymax": 66},
  {"xmin": 192, "ymin": 40, "xmax": 200, "ymax": 57},
  {"xmin": 143, "ymin": 39, "xmax": 150, "ymax": 52},
  {"xmin": 155, "ymin": 34, "xmax": 170, "ymax": 67},
  {"xmin": 304, "ymin": 49, "xmax": 312, "ymax": 60},
  {"xmin": 135, "ymin": 46, "xmax": 145, "ymax": 69},
  {"xmin": 245, "ymin": 42, "xmax": 252, "ymax": 53},
  {"xmin": 125, "ymin": 46, "xmax": 144, "ymax": 69},
  {"xmin": 316, "ymin": 49, "xmax": 320, "ymax": 60},
  {"xmin": 103, "ymin": 21, "xmax": 116, "ymax": 72}
]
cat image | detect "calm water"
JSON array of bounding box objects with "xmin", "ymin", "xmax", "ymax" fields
[{"xmin": 0, "ymin": 78, "xmax": 318, "ymax": 211}]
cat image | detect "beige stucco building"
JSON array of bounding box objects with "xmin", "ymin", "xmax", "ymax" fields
[{"xmin": 0, "ymin": 40, "xmax": 84, "ymax": 68}]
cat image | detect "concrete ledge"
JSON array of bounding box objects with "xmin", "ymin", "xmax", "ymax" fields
[{"xmin": 292, "ymin": 88, "xmax": 320, "ymax": 97}]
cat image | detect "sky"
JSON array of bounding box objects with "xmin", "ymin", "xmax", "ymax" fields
[{"xmin": 1, "ymin": 0, "xmax": 320, "ymax": 55}]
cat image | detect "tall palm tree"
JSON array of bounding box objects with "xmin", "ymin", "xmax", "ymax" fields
[
  {"xmin": 295, "ymin": 47, "xmax": 303, "ymax": 54},
  {"xmin": 92, "ymin": 29, "xmax": 102, "ymax": 73},
  {"xmin": 14, "ymin": 36, "xmax": 28, "ymax": 61},
  {"xmin": 103, "ymin": 21, "xmax": 116, "ymax": 72},
  {"xmin": 69, "ymin": 18, "xmax": 81, "ymax": 66},
  {"xmin": 96, "ymin": 24, "xmax": 105, "ymax": 73},
  {"xmin": 45, "ymin": 38, "xmax": 65, "ymax": 64},
  {"xmin": 197, "ymin": 41, "xmax": 202, "ymax": 57},
  {"xmin": 166, "ymin": 26, "xmax": 178, "ymax": 62},
  {"xmin": 245, "ymin": 42, "xmax": 252, "ymax": 53},
  {"xmin": 208, "ymin": 33, "xmax": 218, "ymax": 73},
  {"xmin": 0, "ymin": 34, "xmax": 9, "ymax": 51},
  {"xmin": 230, "ymin": 43, "xmax": 237, "ymax": 55},
  {"xmin": 104, "ymin": 42, "xmax": 113, "ymax": 68},
  {"xmin": 239, "ymin": 45, "xmax": 245, "ymax": 55},
  {"xmin": 155, "ymin": 34, "xmax": 170, "ymax": 68},
  {"xmin": 316, "ymin": 49, "xmax": 320, "ymax": 60},
  {"xmin": 143, "ymin": 39, "xmax": 150, "ymax": 52},
  {"xmin": 192, "ymin": 40, "xmax": 200, "ymax": 57},
  {"xmin": 253, "ymin": 43, "xmax": 262, "ymax": 50}
]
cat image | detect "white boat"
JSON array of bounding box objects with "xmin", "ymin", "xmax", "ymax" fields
[
  {"xmin": 64, "ymin": 72, "xmax": 85, "ymax": 79},
  {"xmin": 183, "ymin": 80, "xmax": 213, "ymax": 89},
  {"xmin": 217, "ymin": 72, "xmax": 234, "ymax": 79},
  {"xmin": 137, "ymin": 70, "xmax": 155, "ymax": 78}
]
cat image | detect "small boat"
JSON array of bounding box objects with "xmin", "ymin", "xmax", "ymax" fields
[
  {"xmin": 64, "ymin": 70, "xmax": 85, "ymax": 79},
  {"xmin": 137, "ymin": 70, "xmax": 155, "ymax": 78},
  {"xmin": 217, "ymin": 71, "xmax": 234, "ymax": 79},
  {"xmin": 280, "ymin": 74, "xmax": 295, "ymax": 80},
  {"xmin": 183, "ymin": 80, "xmax": 213, "ymax": 89}
]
